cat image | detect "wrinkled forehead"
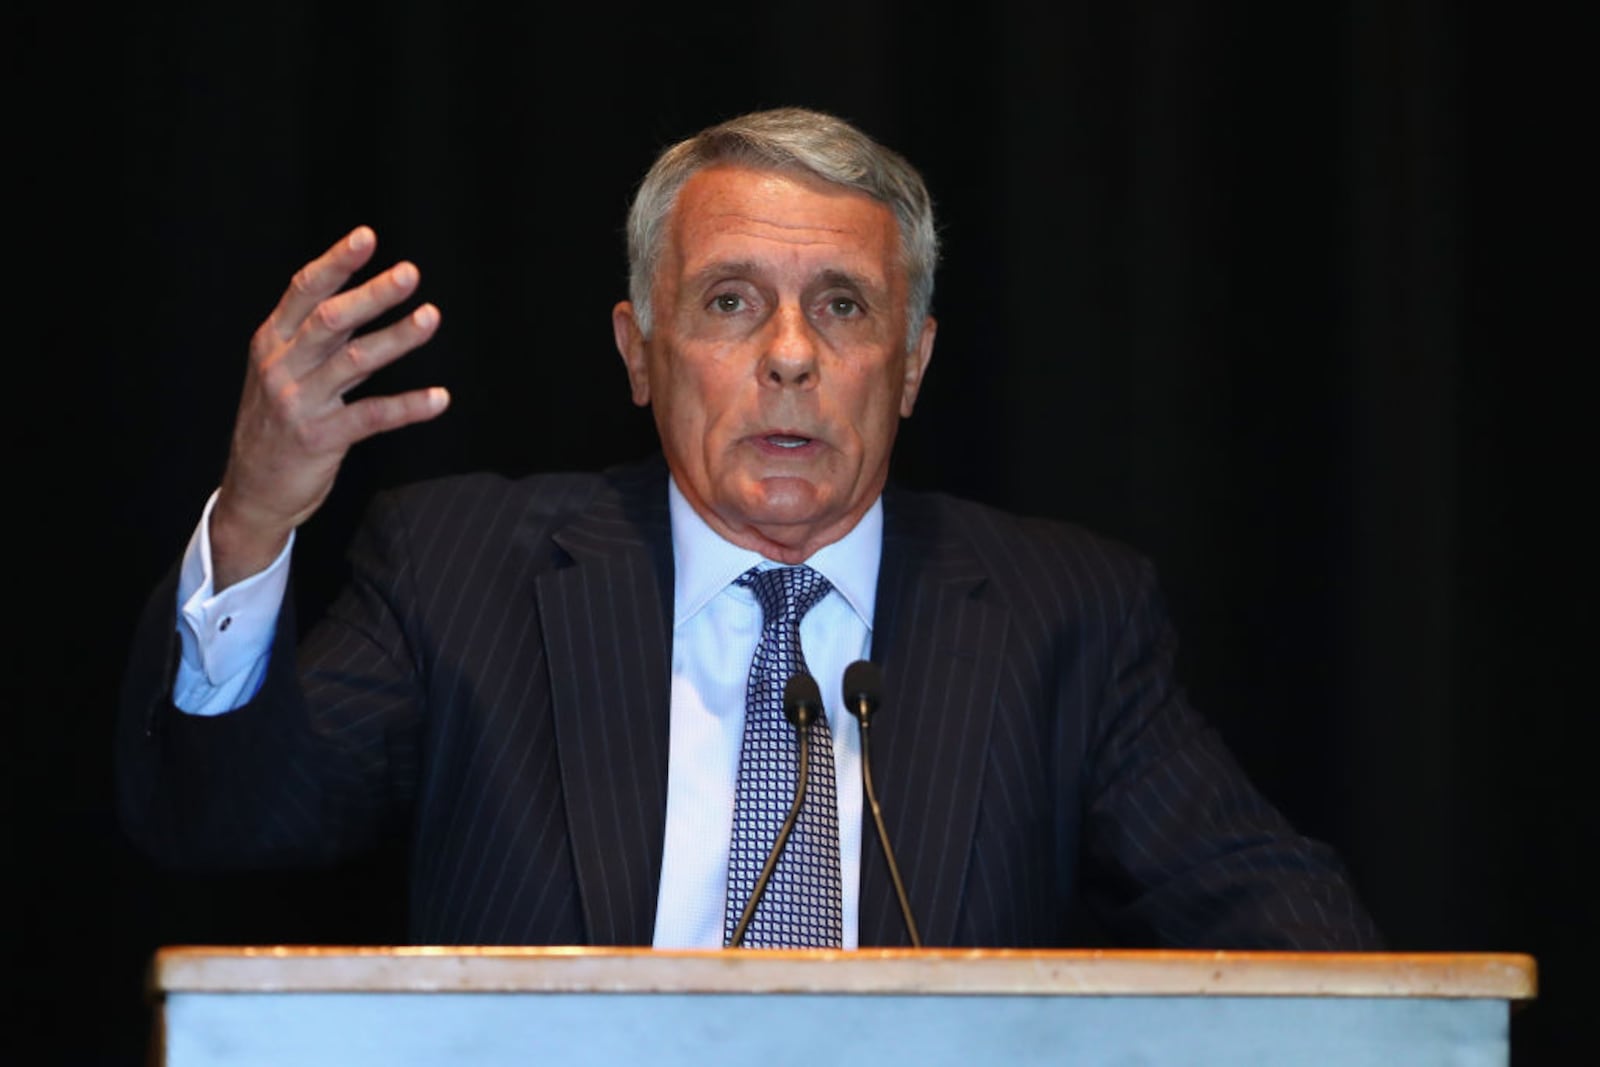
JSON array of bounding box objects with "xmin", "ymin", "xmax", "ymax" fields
[{"xmin": 661, "ymin": 164, "xmax": 906, "ymax": 286}]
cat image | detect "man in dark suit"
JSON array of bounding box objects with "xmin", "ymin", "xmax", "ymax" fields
[{"xmin": 118, "ymin": 107, "xmax": 1381, "ymax": 951}]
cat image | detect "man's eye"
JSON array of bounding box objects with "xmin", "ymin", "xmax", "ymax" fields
[
  {"xmin": 827, "ymin": 298, "xmax": 861, "ymax": 317},
  {"xmin": 711, "ymin": 293, "xmax": 745, "ymax": 313}
]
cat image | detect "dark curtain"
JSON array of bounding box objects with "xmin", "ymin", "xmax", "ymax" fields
[{"xmin": 11, "ymin": 2, "xmax": 1578, "ymax": 1062}]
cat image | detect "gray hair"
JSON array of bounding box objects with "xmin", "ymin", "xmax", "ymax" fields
[{"xmin": 625, "ymin": 107, "xmax": 938, "ymax": 352}]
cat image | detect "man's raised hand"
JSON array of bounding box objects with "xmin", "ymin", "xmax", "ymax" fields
[{"xmin": 210, "ymin": 226, "xmax": 448, "ymax": 590}]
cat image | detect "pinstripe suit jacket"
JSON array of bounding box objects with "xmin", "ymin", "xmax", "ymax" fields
[{"xmin": 118, "ymin": 456, "xmax": 1381, "ymax": 950}]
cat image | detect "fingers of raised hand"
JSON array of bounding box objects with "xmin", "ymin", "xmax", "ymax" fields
[
  {"xmin": 244, "ymin": 298, "xmax": 442, "ymax": 455},
  {"xmin": 330, "ymin": 386, "xmax": 451, "ymax": 448},
  {"xmin": 247, "ymin": 225, "xmax": 438, "ymax": 418},
  {"xmin": 253, "ymin": 257, "xmax": 423, "ymax": 383},
  {"xmin": 299, "ymin": 259, "xmax": 421, "ymax": 347},
  {"xmin": 268, "ymin": 226, "xmax": 379, "ymax": 340},
  {"xmin": 310, "ymin": 301, "xmax": 442, "ymax": 400}
]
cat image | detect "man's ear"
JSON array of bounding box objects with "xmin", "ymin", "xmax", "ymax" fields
[
  {"xmin": 899, "ymin": 316, "xmax": 937, "ymax": 417},
  {"xmin": 611, "ymin": 301, "xmax": 651, "ymax": 406}
]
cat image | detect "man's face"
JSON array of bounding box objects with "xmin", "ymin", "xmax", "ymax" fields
[{"xmin": 613, "ymin": 164, "xmax": 935, "ymax": 563}]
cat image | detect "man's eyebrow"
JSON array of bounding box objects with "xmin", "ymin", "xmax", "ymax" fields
[
  {"xmin": 684, "ymin": 260, "xmax": 762, "ymax": 287},
  {"xmin": 813, "ymin": 268, "xmax": 883, "ymax": 295}
]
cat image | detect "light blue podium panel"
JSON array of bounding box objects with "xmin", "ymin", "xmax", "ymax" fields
[{"xmin": 149, "ymin": 947, "xmax": 1537, "ymax": 1067}]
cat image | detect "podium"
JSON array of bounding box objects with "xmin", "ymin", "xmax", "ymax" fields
[{"xmin": 148, "ymin": 946, "xmax": 1535, "ymax": 1066}]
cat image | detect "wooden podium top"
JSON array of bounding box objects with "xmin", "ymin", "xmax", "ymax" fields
[{"xmin": 150, "ymin": 946, "xmax": 1536, "ymax": 1000}]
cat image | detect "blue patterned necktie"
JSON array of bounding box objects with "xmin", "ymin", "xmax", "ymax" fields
[{"xmin": 723, "ymin": 565, "xmax": 843, "ymax": 948}]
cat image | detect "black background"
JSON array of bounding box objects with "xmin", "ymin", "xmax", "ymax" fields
[{"xmin": 9, "ymin": 3, "xmax": 1583, "ymax": 1063}]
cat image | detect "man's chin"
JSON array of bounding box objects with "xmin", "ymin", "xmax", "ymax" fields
[
  {"xmin": 713, "ymin": 478, "xmax": 834, "ymax": 535},
  {"xmin": 748, "ymin": 472, "xmax": 848, "ymax": 519},
  {"xmin": 696, "ymin": 480, "xmax": 872, "ymax": 560}
]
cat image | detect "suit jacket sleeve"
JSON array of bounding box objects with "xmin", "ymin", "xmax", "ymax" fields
[
  {"xmin": 116, "ymin": 486, "xmax": 429, "ymax": 873},
  {"xmin": 1070, "ymin": 554, "xmax": 1383, "ymax": 949},
  {"xmin": 116, "ymin": 468, "xmax": 654, "ymax": 946}
]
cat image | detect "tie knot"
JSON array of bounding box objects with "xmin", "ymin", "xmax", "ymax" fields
[{"xmin": 738, "ymin": 565, "xmax": 833, "ymax": 626}]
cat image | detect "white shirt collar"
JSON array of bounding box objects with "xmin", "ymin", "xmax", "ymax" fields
[{"xmin": 668, "ymin": 474, "xmax": 881, "ymax": 631}]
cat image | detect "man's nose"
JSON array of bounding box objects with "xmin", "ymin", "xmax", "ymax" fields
[{"xmin": 759, "ymin": 304, "xmax": 819, "ymax": 387}]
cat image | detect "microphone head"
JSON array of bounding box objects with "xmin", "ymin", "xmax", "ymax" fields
[
  {"xmin": 842, "ymin": 660, "xmax": 884, "ymax": 722},
  {"xmin": 782, "ymin": 672, "xmax": 824, "ymax": 729}
]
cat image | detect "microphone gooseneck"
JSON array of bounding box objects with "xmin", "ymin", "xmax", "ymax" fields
[
  {"xmin": 727, "ymin": 673, "xmax": 824, "ymax": 948},
  {"xmin": 842, "ymin": 660, "xmax": 922, "ymax": 948}
]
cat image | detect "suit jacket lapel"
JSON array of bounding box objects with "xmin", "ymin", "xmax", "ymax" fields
[
  {"xmin": 537, "ymin": 461, "xmax": 674, "ymax": 946},
  {"xmin": 862, "ymin": 489, "xmax": 1009, "ymax": 946}
]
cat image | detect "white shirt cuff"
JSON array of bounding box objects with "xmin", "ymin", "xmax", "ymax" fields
[{"xmin": 172, "ymin": 490, "xmax": 294, "ymax": 715}]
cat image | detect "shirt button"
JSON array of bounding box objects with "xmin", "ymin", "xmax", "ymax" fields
[{"xmin": 219, "ymin": 616, "xmax": 233, "ymax": 632}]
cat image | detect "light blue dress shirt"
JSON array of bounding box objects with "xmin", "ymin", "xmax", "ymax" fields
[
  {"xmin": 655, "ymin": 479, "xmax": 874, "ymax": 948},
  {"xmin": 172, "ymin": 478, "xmax": 876, "ymax": 948}
]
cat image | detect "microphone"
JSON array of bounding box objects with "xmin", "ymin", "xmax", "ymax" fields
[
  {"xmin": 842, "ymin": 660, "xmax": 922, "ymax": 948},
  {"xmin": 727, "ymin": 672, "xmax": 824, "ymax": 948}
]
